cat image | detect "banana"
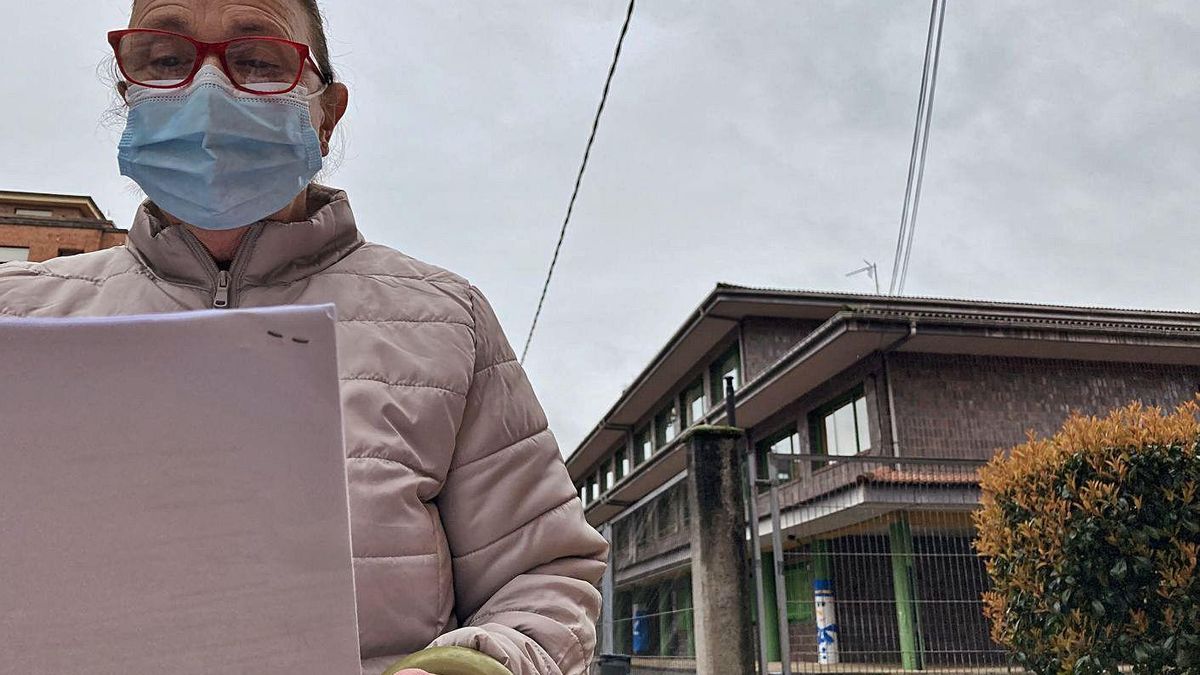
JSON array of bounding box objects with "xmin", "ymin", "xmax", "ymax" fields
[{"xmin": 382, "ymin": 646, "xmax": 513, "ymax": 675}]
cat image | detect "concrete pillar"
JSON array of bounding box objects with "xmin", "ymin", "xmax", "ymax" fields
[
  {"xmin": 889, "ymin": 516, "xmax": 923, "ymax": 671},
  {"xmin": 684, "ymin": 426, "xmax": 755, "ymax": 675}
]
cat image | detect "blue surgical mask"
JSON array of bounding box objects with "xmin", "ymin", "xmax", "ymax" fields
[{"xmin": 118, "ymin": 65, "xmax": 324, "ymax": 231}]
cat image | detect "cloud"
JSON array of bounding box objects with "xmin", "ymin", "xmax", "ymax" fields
[{"xmin": 3, "ymin": 1, "xmax": 1197, "ymax": 452}]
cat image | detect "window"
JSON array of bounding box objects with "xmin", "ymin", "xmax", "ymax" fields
[
  {"xmin": 635, "ymin": 426, "xmax": 653, "ymax": 465},
  {"xmin": 810, "ymin": 389, "xmax": 871, "ymax": 459},
  {"xmin": 654, "ymin": 404, "xmax": 678, "ymax": 448},
  {"xmin": 656, "ymin": 492, "xmax": 678, "ymax": 537},
  {"xmin": 588, "ymin": 475, "xmax": 599, "ymax": 502},
  {"xmin": 578, "ymin": 484, "xmax": 588, "ymax": 506},
  {"xmin": 57, "ymin": 248, "xmax": 85, "ymax": 257},
  {"xmin": 756, "ymin": 427, "xmax": 799, "ymax": 484},
  {"xmin": 680, "ymin": 379, "xmax": 705, "ymax": 428},
  {"xmin": 15, "ymin": 208, "xmax": 53, "ymax": 218},
  {"xmin": 601, "ymin": 460, "xmax": 614, "ymax": 493},
  {"xmin": 615, "ymin": 446, "xmax": 631, "ymax": 482},
  {"xmin": 709, "ymin": 343, "xmax": 742, "ymax": 406},
  {"xmin": 0, "ymin": 247, "xmax": 30, "ymax": 263}
]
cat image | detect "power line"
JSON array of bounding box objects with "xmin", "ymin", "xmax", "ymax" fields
[
  {"xmin": 520, "ymin": 0, "xmax": 636, "ymax": 365},
  {"xmin": 889, "ymin": 0, "xmax": 948, "ymax": 296}
]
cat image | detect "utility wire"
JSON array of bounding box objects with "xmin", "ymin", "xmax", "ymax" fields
[
  {"xmin": 887, "ymin": 0, "xmax": 939, "ymax": 295},
  {"xmin": 889, "ymin": 0, "xmax": 947, "ymax": 296},
  {"xmin": 898, "ymin": 0, "xmax": 947, "ymax": 295},
  {"xmin": 520, "ymin": 0, "xmax": 636, "ymax": 365}
]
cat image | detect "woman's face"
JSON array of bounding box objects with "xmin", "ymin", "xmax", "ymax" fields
[{"xmin": 127, "ymin": 0, "xmax": 344, "ymax": 156}]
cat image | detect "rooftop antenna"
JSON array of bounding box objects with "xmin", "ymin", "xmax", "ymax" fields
[{"xmin": 846, "ymin": 260, "xmax": 880, "ymax": 295}]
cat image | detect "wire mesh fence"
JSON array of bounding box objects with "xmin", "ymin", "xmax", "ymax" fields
[
  {"xmin": 601, "ymin": 479, "xmax": 698, "ymax": 674},
  {"xmin": 758, "ymin": 453, "xmax": 1019, "ymax": 674},
  {"xmin": 594, "ymin": 454, "xmax": 1023, "ymax": 674}
]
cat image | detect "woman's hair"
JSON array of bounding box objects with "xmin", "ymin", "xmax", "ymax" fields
[
  {"xmin": 297, "ymin": 0, "xmax": 336, "ymax": 83},
  {"xmin": 120, "ymin": 0, "xmax": 337, "ymax": 82}
]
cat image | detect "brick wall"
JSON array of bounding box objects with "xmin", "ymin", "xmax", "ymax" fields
[
  {"xmin": 889, "ymin": 352, "xmax": 1200, "ymax": 460},
  {"xmin": 0, "ymin": 223, "xmax": 126, "ymax": 263},
  {"xmin": 742, "ymin": 317, "xmax": 826, "ymax": 381}
]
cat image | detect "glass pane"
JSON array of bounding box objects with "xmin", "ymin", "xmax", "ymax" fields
[
  {"xmin": 621, "ymin": 453, "xmax": 631, "ymax": 478},
  {"xmin": 771, "ymin": 432, "xmax": 797, "ymax": 455},
  {"xmin": 824, "ymin": 414, "xmax": 839, "ymax": 455},
  {"xmin": 118, "ymin": 31, "xmax": 198, "ymax": 85},
  {"xmin": 605, "ymin": 465, "xmax": 615, "ymax": 491},
  {"xmin": 655, "ymin": 406, "xmax": 678, "ymax": 447},
  {"xmin": 709, "ymin": 344, "xmax": 741, "ymax": 404},
  {"xmin": 832, "ymin": 402, "xmax": 857, "ymax": 456},
  {"xmin": 226, "ymin": 38, "xmax": 303, "ymax": 91},
  {"xmin": 854, "ymin": 396, "xmax": 870, "ymax": 452},
  {"xmin": 636, "ymin": 428, "xmax": 652, "ymax": 464},
  {"xmin": 681, "ymin": 380, "xmax": 705, "ymax": 426},
  {"xmin": 0, "ymin": 247, "xmax": 30, "ymax": 263},
  {"xmin": 579, "ymin": 485, "xmax": 587, "ymax": 505}
]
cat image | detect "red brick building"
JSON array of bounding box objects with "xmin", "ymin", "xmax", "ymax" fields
[{"xmin": 0, "ymin": 191, "xmax": 127, "ymax": 263}]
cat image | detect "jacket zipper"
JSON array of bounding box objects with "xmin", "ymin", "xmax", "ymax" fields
[
  {"xmin": 175, "ymin": 224, "xmax": 265, "ymax": 310},
  {"xmin": 213, "ymin": 270, "xmax": 231, "ymax": 309}
]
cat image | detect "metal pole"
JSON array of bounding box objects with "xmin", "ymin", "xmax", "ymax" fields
[
  {"xmin": 767, "ymin": 455, "xmax": 793, "ymax": 675},
  {"xmin": 601, "ymin": 523, "xmax": 615, "ymax": 655},
  {"xmin": 727, "ymin": 376, "xmax": 770, "ymax": 675}
]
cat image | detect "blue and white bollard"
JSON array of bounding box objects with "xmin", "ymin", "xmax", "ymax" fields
[{"xmin": 814, "ymin": 580, "xmax": 839, "ymax": 665}]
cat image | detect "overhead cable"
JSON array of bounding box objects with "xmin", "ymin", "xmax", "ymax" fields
[
  {"xmin": 889, "ymin": 0, "xmax": 948, "ymax": 296},
  {"xmin": 520, "ymin": 0, "xmax": 637, "ymax": 365}
]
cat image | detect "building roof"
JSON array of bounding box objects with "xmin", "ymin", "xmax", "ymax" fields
[
  {"xmin": 0, "ymin": 191, "xmax": 107, "ymax": 221},
  {"xmin": 566, "ymin": 285, "xmax": 1200, "ymax": 499}
]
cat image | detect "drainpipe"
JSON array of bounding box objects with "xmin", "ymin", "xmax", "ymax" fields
[{"xmin": 882, "ymin": 321, "xmax": 917, "ymax": 459}]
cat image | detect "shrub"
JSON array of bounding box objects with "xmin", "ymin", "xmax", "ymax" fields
[{"xmin": 974, "ymin": 400, "xmax": 1200, "ymax": 675}]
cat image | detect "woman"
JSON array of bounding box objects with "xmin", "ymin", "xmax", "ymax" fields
[{"xmin": 0, "ymin": 2, "xmax": 608, "ymax": 674}]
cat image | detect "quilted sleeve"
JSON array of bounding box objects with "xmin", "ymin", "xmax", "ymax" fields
[{"xmin": 430, "ymin": 285, "xmax": 609, "ymax": 675}]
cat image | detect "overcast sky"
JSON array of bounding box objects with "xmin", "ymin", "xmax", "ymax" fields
[{"xmin": 3, "ymin": 1, "xmax": 1199, "ymax": 452}]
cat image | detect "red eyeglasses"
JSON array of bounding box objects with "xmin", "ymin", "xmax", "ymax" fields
[{"xmin": 108, "ymin": 29, "xmax": 331, "ymax": 95}]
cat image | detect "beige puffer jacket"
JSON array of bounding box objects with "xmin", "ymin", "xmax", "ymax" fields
[{"xmin": 0, "ymin": 185, "xmax": 609, "ymax": 675}]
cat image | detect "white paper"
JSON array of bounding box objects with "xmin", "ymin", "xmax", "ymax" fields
[{"xmin": 0, "ymin": 305, "xmax": 360, "ymax": 675}]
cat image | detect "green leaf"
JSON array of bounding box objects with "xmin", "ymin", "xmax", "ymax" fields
[{"xmin": 1111, "ymin": 559, "xmax": 1128, "ymax": 579}]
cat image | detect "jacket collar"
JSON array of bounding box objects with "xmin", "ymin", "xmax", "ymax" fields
[{"xmin": 126, "ymin": 184, "xmax": 365, "ymax": 289}]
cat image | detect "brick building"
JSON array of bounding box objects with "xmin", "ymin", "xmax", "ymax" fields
[
  {"xmin": 566, "ymin": 285, "xmax": 1200, "ymax": 671},
  {"xmin": 0, "ymin": 191, "xmax": 127, "ymax": 264}
]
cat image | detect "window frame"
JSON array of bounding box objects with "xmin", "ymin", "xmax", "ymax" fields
[
  {"xmin": 614, "ymin": 444, "xmax": 630, "ymax": 482},
  {"xmin": 708, "ymin": 342, "xmax": 742, "ymax": 407},
  {"xmin": 808, "ymin": 386, "xmax": 871, "ymax": 463},
  {"xmin": 0, "ymin": 246, "xmax": 31, "ymax": 263},
  {"xmin": 653, "ymin": 403, "xmax": 679, "ymax": 449},
  {"xmin": 755, "ymin": 425, "xmax": 800, "ymax": 486},
  {"xmin": 680, "ymin": 378, "xmax": 706, "ymax": 428},
  {"xmin": 634, "ymin": 426, "xmax": 653, "ymax": 466}
]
